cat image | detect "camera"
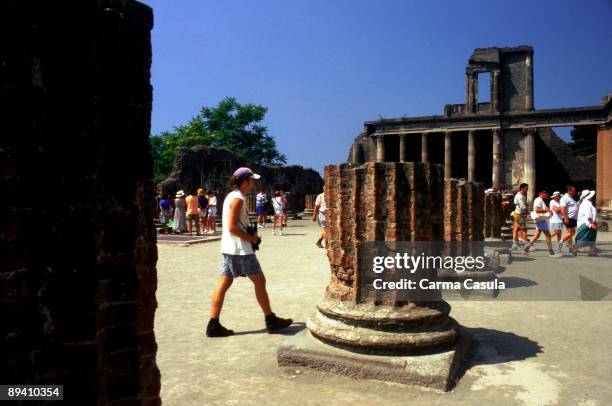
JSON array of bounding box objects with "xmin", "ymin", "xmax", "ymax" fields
[{"xmin": 245, "ymin": 223, "xmax": 261, "ymax": 251}]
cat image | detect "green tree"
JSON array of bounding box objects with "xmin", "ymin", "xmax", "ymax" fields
[
  {"xmin": 568, "ymin": 125, "xmax": 597, "ymax": 157},
  {"xmin": 151, "ymin": 97, "xmax": 286, "ymax": 184}
]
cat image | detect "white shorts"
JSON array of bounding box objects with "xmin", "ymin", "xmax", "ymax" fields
[
  {"xmin": 207, "ymin": 207, "xmax": 217, "ymax": 217},
  {"xmin": 549, "ymin": 222, "xmax": 563, "ymax": 231}
]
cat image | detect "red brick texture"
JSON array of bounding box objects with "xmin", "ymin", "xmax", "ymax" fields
[{"xmin": 323, "ymin": 163, "xmax": 444, "ymax": 301}]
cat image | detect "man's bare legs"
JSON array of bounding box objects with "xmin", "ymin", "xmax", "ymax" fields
[
  {"xmin": 210, "ymin": 276, "xmax": 233, "ymax": 318},
  {"xmin": 248, "ymin": 272, "xmax": 272, "ymax": 316}
]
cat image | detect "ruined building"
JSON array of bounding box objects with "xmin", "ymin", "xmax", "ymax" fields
[{"xmin": 348, "ymin": 46, "xmax": 612, "ymax": 204}]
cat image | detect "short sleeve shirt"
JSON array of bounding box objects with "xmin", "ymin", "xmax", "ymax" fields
[
  {"xmin": 533, "ymin": 197, "xmax": 547, "ymax": 211},
  {"xmin": 256, "ymin": 193, "xmax": 268, "ymax": 207},
  {"xmin": 513, "ymin": 192, "xmax": 528, "ymax": 214},
  {"xmin": 315, "ymin": 193, "xmax": 326, "ymax": 212},
  {"xmin": 549, "ymin": 199, "xmax": 563, "ymax": 224},
  {"xmin": 560, "ymin": 194, "xmax": 578, "ymax": 219},
  {"xmin": 186, "ymin": 195, "xmax": 199, "ymax": 215}
]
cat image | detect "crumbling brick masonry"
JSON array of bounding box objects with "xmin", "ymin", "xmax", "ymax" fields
[{"xmin": 1, "ymin": 1, "xmax": 160, "ymax": 404}]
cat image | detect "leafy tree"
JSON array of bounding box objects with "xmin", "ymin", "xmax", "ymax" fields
[
  {"xmin": 151, "ymin": 97, "xmax": 286, "ymax": 184},
  {"xmin": 568, "ymin": 125, "xmax": 597, "ymax": 157}
]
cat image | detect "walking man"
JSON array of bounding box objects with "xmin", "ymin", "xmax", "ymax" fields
[
  {"xmin": 560, "ymin": 185, "xmax": 578, "ymax": 252},
  {"xmin": 524, "ymin": 190, "xmax": 556, "ymax": 257},
  {"xmin": 549, "ymin": 191, "xmax": 563, "ymax": 251},
  {"xmin": 313, "ymin": 190, "xmax": 327, "ymax": 248},
  {"xmin": 206, "ymin": 167, "xmax": 293, "ymax": 337},
  {"xmin": 511, "ymin": 183, "xmax": 529, "ymax": 250}
]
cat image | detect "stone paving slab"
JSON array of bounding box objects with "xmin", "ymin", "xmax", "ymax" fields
[{"xmin": 157, "ymin": 233, "xmax": 221, "ymax": 245}]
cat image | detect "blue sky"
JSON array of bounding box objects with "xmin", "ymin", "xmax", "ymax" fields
[{"xmin": 141, "ymin": 0, "xmax": 612, "ymax": 174}]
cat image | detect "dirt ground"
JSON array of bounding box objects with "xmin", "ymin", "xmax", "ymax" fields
[{"xmin": 155, "ymin": 219, "xmax": 612, "ymax": 406}]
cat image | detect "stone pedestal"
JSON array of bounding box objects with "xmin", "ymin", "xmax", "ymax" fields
[{"xmin": 278, "ymin": 163, "xmax": 471, "ymax": 391}]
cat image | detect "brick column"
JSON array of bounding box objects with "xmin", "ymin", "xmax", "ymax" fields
[
  {"xmin": 523, "ymin": 128, "xmax": 536, "ymax": 202},
  {"xmin": 0, "ymin": 1, "xmax": 160, "ymax": 403},
  {"xmin": 467, "ymin": 130, "xmax": 476, "ymax": 182},
  {"xmin": 376, "ymin": 134, "xmax": 385, "ymax": 163},
  {"xmin": 279, "ymin": 162, "xmax": 471, "ymax": 391},
  {"xmin": 444, "ymin": 131, "xmax": 452, "ymax": 178},
  {"xmin": 492, "ymin": 128, "xmax": 503, "ymax": 188},
  {"xmin": 596, "ymin": 126, "xmax": 612, "ymax": 208},
  {"xmin": 421, "ymin": 133, "xmax": 429, "ymax": 163}
]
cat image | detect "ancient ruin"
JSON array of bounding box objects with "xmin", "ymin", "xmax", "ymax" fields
[
  {"xmin": 158, "ymin": 145, "xmax": 323, "ymax": 214},
  {"xmin": 279, "ymin": 162, "xmax": 482, "ymax": 391},
  {"xmin": 1, "ymin": 1, "xmax": 160, "ymax": 403},
  {"xmin": 347, "ymin": 46, "xmax": 612, "ymax": 203}
]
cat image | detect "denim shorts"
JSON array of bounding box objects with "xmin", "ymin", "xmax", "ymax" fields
[
  {"xmin": 535, "ymin": 220, "xmax": 549, "ymax": 231},
  {"xmin": 220, "ymin": 254, "xmax": 262, "ymax": 278}
]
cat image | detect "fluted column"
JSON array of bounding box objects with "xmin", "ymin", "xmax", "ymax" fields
[
  {"xmin": 421, "ymin": 133, "xmax": 429, "ymax": 163},
  {"xmin": 467, "ymin": 130, "xmax": 476, "ymax": 182},
  {"xmin": 444, "ymin": 131, "xmax": 452, "ymax": 178},
  {"xmin": 492, "ymin": 128, "xmax": 503, "ymax": 188},
  {"xmin": 523, "ymin": 128, "xmax": 536, "ymax": 201},
  {"xmin": 399, "ymin": 134, "xmax": 407, "ymax": 162},
  {"xmin": 376, "ymin": 134, "xmax": 385, "ymax": 163}
]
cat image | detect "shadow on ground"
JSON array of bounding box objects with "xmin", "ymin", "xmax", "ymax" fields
[
  {"xmin": 457, "ymin": 327, "xmax": 542, "ymax": 380},
  {"xmin": 233, "ymin": 322, "xmax": 306, "ymax": 336},
  {"xmin": 499, "ymin": 276, "xmax": 538, "ymax": 288}
]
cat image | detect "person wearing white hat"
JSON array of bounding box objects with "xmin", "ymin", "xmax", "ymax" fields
[
  {"xmin": 572, "ymin": 190, "xmax": 598, "ymax": 256},
  {"xmin": 206, "ymin": 167, "xmax": 293, "ymax": 337},
  {"xmin": 549, "ymin": 191, "xmax": 564, "ymax": 251},
  {"xmin": 172, "ymin": 190, "xmax": 187, "ymax": 233}
]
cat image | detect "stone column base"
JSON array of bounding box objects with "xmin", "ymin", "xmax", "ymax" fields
[{"xmin": 277, "ymin": 328, "xmax": 471, "ymax": 391}]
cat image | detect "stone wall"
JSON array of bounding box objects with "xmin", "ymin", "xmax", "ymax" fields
[
  {"xmin": 0, "ymin": 1, "xmax": 160, "ymax": 404},
  {"xmin": 158, "ymin": 145, "xmax": 323, "ymax": 212}
]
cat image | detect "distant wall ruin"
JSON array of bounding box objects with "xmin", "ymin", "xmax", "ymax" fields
[{"xmin": 158, "ymin": 145, "xmax": 324, "ymax": 212}]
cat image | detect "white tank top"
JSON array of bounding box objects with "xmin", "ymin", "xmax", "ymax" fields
[{"xmin": 221, "ymin": 190, "xmax": 254, "ymax": 255}]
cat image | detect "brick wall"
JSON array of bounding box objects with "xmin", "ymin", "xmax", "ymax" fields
[{"xmin": 0, "ymin": 1, "xmax": 160, "ymax": 404}]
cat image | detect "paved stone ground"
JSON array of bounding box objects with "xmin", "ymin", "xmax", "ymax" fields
[{"xmin": 156, "ymin": 220, "xmax": 612, "ymax": 406}]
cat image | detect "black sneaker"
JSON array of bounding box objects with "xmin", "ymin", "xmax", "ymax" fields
[
  {"xmin": 265, "ymin": 313, "xmax": 293, "ymax": 333},
  {"xmin": 206, "ymin": 319, "xmax": 234, "ymax": 337}
]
